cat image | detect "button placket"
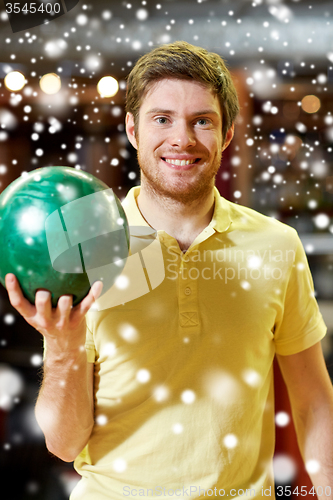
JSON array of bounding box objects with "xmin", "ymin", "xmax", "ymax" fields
[{"xmin": 178, "ymin": 251, "xmax": 199, "ymax": 334}]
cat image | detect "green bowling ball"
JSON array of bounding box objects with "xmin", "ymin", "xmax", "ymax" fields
[{"xmin": 0, "ymin": 166, "xmax": 130, "ymax": 307}]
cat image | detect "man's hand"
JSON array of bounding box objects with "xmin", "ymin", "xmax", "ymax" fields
[
  {"xmin": 5, "ymin": 272, "xmax": 103, "ymax": 462},
  {"xmin": 5, "ymin": 273, "xmax": 103, "ymax": 350}
]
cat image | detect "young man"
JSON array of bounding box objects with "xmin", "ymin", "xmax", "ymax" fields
[{"xmin": 6, "ymin": 42, "xmax": 333, "ymax": 499}]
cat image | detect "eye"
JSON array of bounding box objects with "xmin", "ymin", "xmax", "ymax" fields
[
  {"xmin": 196, "ymin": 118, "xmax": 209, "ymax": 126},
  {"xmin": 156, "ymin": 117, "xmax": 168, "ymax": 125}
]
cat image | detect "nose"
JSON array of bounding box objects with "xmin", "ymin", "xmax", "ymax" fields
[{"xmin": 168, "ymin": 120, "xmax": 196, "ymax": 149}]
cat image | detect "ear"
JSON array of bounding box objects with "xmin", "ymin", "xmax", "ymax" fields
[
  {"xmin": 125, "ymin": 112, "xmax": 138, "ymax": 150},
  {"xmin": 222, "ymin": 124, "xmax": 234, "ymax": 152}
]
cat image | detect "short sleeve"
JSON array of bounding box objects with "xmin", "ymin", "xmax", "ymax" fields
[{"xmin": 274, "ymin": 232, "xmax": 327, "ymax": 355}]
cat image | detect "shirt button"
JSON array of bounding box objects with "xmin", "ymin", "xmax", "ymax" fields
[{"xmin": 184, "ymin": 287, "xmax": 191, "ymax": 296}]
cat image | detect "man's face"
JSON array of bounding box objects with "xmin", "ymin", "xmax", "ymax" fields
[{"xmin": 126, "ymin": 78, "xmax": 233, "ymax": 204}]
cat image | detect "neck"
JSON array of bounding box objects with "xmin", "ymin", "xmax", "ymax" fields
[{"xmin": 136, "ymin": 180, "xmax": 215, "ymax": 252}]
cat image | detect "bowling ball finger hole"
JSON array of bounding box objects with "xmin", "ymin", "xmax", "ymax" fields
[
  {"xmin": 34, "ymin": 289, "xmax": 53, "ymax": 298},
  {"xmin": 58, "ymin": 294, "xmax": 78, "ymax": 305}
]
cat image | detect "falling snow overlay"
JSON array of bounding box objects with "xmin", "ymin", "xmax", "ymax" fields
[{"xmin": 0, "ymin": 0, "xmax": 332, "ymax": 499}]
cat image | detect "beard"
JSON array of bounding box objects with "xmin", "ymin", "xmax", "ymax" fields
[{"xmin": 136, "ymin": 149, "xmax": 222, "ymax": 206}]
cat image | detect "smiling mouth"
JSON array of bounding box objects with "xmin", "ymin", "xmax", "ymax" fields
[{"xmin": 162, "ymin": 158, "xmax": 200, "ymax": 166}]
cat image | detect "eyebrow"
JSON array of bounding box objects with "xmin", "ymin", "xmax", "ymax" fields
[{"xmin": 146, "ymin": 108, "xmax": 220, "ymax": 117}]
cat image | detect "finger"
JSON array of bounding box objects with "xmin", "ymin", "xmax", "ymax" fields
[
  {"xmin": 56, "ymin": 294, "xmax": 73, "ymax": 322},
  {"xmin": 73, "ymin": 281, "xmax": 103, "ymax": 320},
  {"xmin": 91, "ymin": 280, "xmax": 104, "ymax": 301},
  {"xmin": 5, "ymin": 273, "xmax": 35, "ymax": 318},
  {"xmin": 35, "ymin": 289, "xmax": 53, "ymax": 318}
]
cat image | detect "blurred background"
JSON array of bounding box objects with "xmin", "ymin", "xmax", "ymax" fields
[{"xmin": 0, "ymin": 0, "xmax": 332, "ymax": 498}]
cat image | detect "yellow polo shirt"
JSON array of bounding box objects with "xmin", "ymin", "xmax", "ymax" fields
[{"xmin": 71, "ymin": 186, "xmax": 326, "ymax": 500}]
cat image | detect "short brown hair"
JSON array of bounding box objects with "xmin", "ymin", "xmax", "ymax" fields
[{"xmin": 125, "ymin": 41, "xmax": 240, "ymax": 143}]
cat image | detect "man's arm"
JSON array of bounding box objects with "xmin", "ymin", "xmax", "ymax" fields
[
  {"xmin": 276, "ymin": 341, "xmax": 333, "ymax": 498},
  {"xmin": 5, "ymin": 273, "xmax": 102, "ymax": 462},
  {"xmin": 35, "ymin": 348, "xmax": 95, "ymax": 462}
]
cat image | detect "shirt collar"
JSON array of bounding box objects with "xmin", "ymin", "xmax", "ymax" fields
[
  {"xmin": 121, "ymin": 185, "xmax": 232, "ymax": 235},
  {"xmin": 209, "ymin": 186, "xmax": 232, "ymax": 233},
  {"xmin": 121, "ymin": 186, "xmax": 155, "ymax": 238}
]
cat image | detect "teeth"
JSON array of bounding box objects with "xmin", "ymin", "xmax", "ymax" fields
[{"xmin": 164, "ymin": 158, "xmax": 195, "ymax": 166}]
